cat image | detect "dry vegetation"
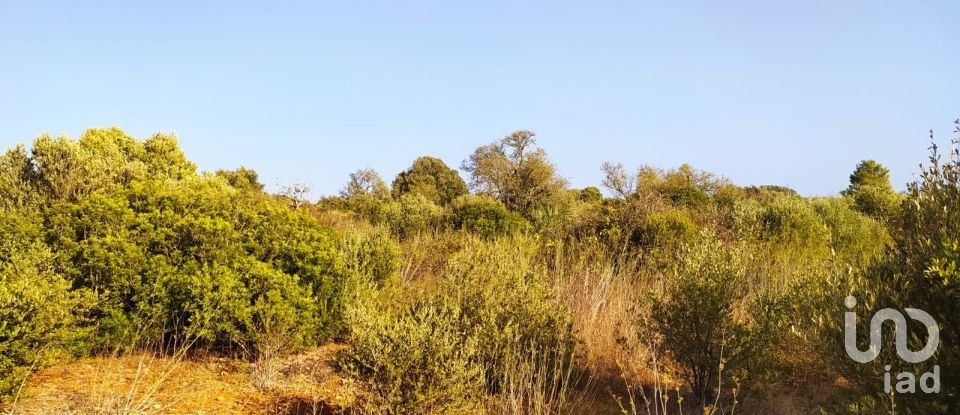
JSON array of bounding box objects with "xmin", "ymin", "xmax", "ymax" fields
[{"xmin": 2, "ymin": 124, "xmax": 959, "ymax": 414}]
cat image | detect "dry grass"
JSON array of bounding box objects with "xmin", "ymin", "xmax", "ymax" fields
[{"xmin": 5, "ymin": 345, "xmax": 358, "ymax": 415}]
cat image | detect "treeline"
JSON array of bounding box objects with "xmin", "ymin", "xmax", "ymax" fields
[{"xmin": 0, "ymin": 124, "xmax": 958, "ymax": 414}]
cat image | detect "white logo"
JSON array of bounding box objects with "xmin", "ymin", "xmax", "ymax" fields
[{"xmin": 844, "ymin": 296, "xmax": 941, "ymax": 394}]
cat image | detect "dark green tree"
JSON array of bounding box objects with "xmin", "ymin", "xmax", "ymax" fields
[
  {"xmin": 842, "ymin": 159, "xmax": 903, "ymax": 221},
  {"xmin": 391, "ymin": 156, "xmax": 467, "ymax": 206}
]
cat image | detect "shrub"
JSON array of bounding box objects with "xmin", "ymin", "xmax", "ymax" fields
[
  {"xmin": 341, "ymin": 236, "xmax": 579, "ymax": 414},
  {"xmin": 391, "ymin": 156, "xmax": 468, "ymax": 206},
  {"xmin": 43, "ymin": 172, "xmax": 344, "ymax": 353},
  {"xmin": 450, "ymin": 195, "xmax": 529, "ymax": 238},
  {"xmin": 634, "ymin": 209, "xmax": 699, "ymax": 252},
  {"xmin": 812, "ymin": 197, "xmax": 890, "ymax": 267},
  {"xmin": 341, "ymin": 301, "xmax": 484, "ymax": 415},
  {"xmin": 814, "ymin": 128, "xmax": 960, "ymax": 413},
  {"xmin": 338, "ymin": 226, "xmax": 402, "ymax": 288},
  {"xmin": 651, "ymin": 233, "xmax": 784, "ymax": 407},
  {"xmin": 0, "ymin": 244, "xmax": 89, "ymax": 397},
  {"xmin": 383, "ymin": 193, "xmax": 445, "ymax": 238},
  {"xmin": 441, "ymin": 237, "xmax": 576, "ymax": 394}
]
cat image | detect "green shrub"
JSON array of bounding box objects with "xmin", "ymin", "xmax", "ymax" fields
[
  {"xmin": 814, "ymin": 130, "xmax": 960, "ymax": 413},
  {"xmin": 383, "ymin": 193, "xmax": 446, "ymax": 238},
  {"xmin": 441, "ymin": 237, "xmax": 575, "ymax": 392},
  {"xmin": 39, "ymin": 157, "xmax": 344, "ymax": 353},
  {"xmin": 338, "ymin": 226, "xmax": 402, "ymax": 288},
  {"xmin": 391, "ymin": 156, "xmax": 468, "ymax": 206},
  {"xmin": 0, "ymin": 244, "xmax": 89, "ymax": 397},
  {"xmin": 342, "ymin": 301, "xmax": 484, "ymax": 415},
  {"xmin": 450, "ymin": 195, "xmax": 529, "ymax": 238},
  {"xmin": 651, "ymin": 233, "xmax": 785, "ymax": 406},
  {"xmin": 812, "ymin": 197, "xmax": 890, "ymax": 267},
  {"xmin": 634, "ymin": 209, "xmax": 699, "ymax": 252},
  {"xmin": 341, "ymin": 236, "xmax": 577, "ymax": 414}
]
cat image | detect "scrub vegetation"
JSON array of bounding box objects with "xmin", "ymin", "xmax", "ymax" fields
[{"xmin": 1, "ymin": 122, "xmax": 958, "ymax": 414}]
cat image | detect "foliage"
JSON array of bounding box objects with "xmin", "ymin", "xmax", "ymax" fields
[
  {"xmin": 812, "ymin": 197, "xmax": 890, "ymax": 267},
  {"xmin": 342, "ymin": 300, "xmax": 484, "ymax": 415},
  {"xmin": 806, "ymin": 125, "xmax": 960, "ymax": 414},
  {"xmin": 0, "ymin": 130, "xmax": 348, "ymax": 368},
  {"xmin": 462, "ymin": 130, "xmax": 568, "ymax": 215},
  {"xmin": 440, "ymin": 237, "xmax": 576, "ymax": 391},
  {"xmin": 338, "ymin": 226, "xmax": 402, "ymax": 287},
  {"xmin": 215, "ymin": 166, "xmax": 265, "ymax": 192},
  {"xmin": 341, "ymin": 236, "xmax": 576, "ymax": 414},
  {"xmin": 842, "ymin": 159, "xmax": 903, "ymax": 222},
  {"xmin": 449, "ymin": 194, "xmax": 530, "ymax": 238},
  {"xmin": 383, "ymin": 193, "xmax": 446, "ymax": 238},
  {"xmin": 342, "ymin": 168, "xmax": 390, "ymax": 200},
  {"xmin": 0, "ymin": 242, "xmax": 88, "ymax": 397},
  {"xmin": 391, "ymin": 156, "xmax": 468, "ymax": 206},
  {"xmin": 651, "ymin": 233, "xmax": 785, "ymax": 406},
  {"xmin": 633, "ymin": 209, "xmax": 699, "ymax": 252}
]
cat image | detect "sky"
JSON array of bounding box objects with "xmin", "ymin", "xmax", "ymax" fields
[{"xmin": 1, "ymin": 1, "xmax": 957, "ymax": 197}]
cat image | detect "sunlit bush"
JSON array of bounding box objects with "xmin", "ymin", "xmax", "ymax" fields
[{"xmin": 450, "ymin": 195, "xmax": 530, "ymax": 238}]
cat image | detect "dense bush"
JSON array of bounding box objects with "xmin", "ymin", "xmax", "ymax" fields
[
  {"xmin": 341, "ymin": 236, "xmax": 577, "ymax": 414},
  {"xmin": 383, "ymin": 193, "xmax": 446, "ymax": 238},
  {"xmin": 0, "ymin": 130, "xmax": 348, "ymax": 368},
  {"xmin": 449, "ymin": 195, "xmax": 530, "ymax": 238},
  {"xmin": 651, "ymin": 233, "xmax": 785, "ymax": 407},
  {"xmin": 842, "ymin": 159, "xmax": 904, "ymax": 222},
  {"xmin": 813, "ymin": 129, "xmax": 960, "ymax": 414},
  {"xmin": 338, "ymin": 226, "xmax": 402, "ymax": 287},
  {"xmin": 633, "ymin": 209, "xmax": 699, "ymax": 252},
  {"xmin": 812, "ymin": 197, "xmax": 890, "ymax": 267},
  {"xmin": 391, "ymin": 156, "xmax": 468, "ymax": 206},
  {"xmin": 0, "ymin": 243, "xmax": 88, "ymax": 396},
  {"xmin": 342, "ymin": 301, "xmax": 484, "ymax": 415},
  {"xmin": 441, "ymin": 237, "xmax": 575, "ymax": 390}
]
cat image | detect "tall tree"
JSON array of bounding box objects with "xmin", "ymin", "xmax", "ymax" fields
[
  {"xmin": 601, "ymin": 162, "xmax": 636, "ymax": 199},
  {"xmin": 341, "ymin": 168, "xmax": 390, "ymax": 200},
  {"xmin": 462, "ymin": 130, "xmax": 567, "ymax": 214},
  {"xmin": 391, "ymin": 156, "xmax": 467, "ymax": 205},
  {"xmin": 842, "ymin": 159, "xmax": 902, "ymax": 221}
]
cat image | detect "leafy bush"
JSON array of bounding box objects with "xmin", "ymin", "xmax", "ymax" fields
[
  {"xmin": 633, "ymin": 209, "xmax": 699, "ymax": 252},
  {"xmin": 812, "ymin": 197, "xmax": 890, "ymax": 267},
  {"xmin": 342, "ymin": 301, "xmax": 484, "ymax": 415},
  {"xmin": 651, "ymin": 233, "xmax": 784, "ymax": 407},
  {"xmin": 391, "ymin": 156, "xmax": 468, "ymax": 206},
  {"xmin": 383, "ymin": 193, "xmax": 446, "ymax": 238},
  {"xmin": 0, "ymin": 243, "xmax": 88, "ymax": 397},
  {"xmin": 450, "ymin": 195, "xmax": 529, "ymax": 238},
  {"xmin": 6, "ymin": 131, "xmax": 347, "ymax": 358},
  {"xmin": 814, "ymin": 128, "xmax": 960, "ymax": 413},
  {"xmin": 341, "ymin": 236, "xmax": 578, "ymax": 414},
  {"xmin": 441, "ymin": 237, "xmax": 576, "ymax": 393},
  {"xmin": 842, "ymin": 159, "xmax": 904, "ymax": 222},
  {"xmin": 338, "ymin": 226, "xmax": 402, "ymax": 287}
]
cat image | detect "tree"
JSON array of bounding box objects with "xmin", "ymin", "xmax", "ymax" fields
[
  {"xmin": 462, "ymin": 130, "xmax": 567, "ymax": 214},
  {"xmin": 279, "ymin": 181, "xmax": 312, "ymax": 209},
  {"xmin": 391, "ymin": 156, "xmax": 467, "ymax": 205},
  {"xmin": 215, "ymin": 167, "xmax": 264, "ymax": 192},
  {"xmin": 842, "ymin": 159, "xmax": 902, "ymax": 221},
  {"xmin": 341, "ymin": 168, "xmax": 390, "ymax": 200},
  {"xmin": 818, "ymin": 124, "xmax": 960, "ymax": 413},
  {"xmin": 601, "ymin": 162, "xmax": 636, "ymax": 199},
  {"xmin": 577, "ymin": 186, "xmax": 604, "ymax": 203}
]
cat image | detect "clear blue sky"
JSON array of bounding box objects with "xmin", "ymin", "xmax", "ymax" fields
[{"xmin": 1, "ymin": 1, "xmax": 957, "ymax": 196}]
